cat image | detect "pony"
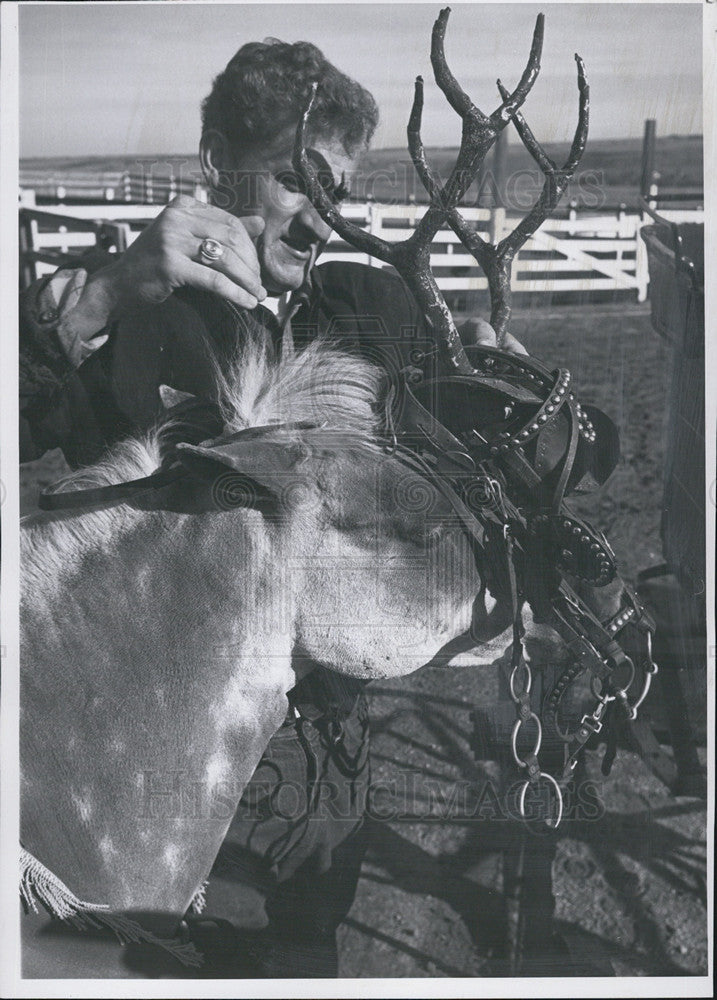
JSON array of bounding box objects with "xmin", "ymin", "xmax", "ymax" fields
[{"xmin": 21, "ymin": 334, "xmax": 553, "ymax": 976}]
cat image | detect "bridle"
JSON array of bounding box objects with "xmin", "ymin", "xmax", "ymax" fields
[{"xmin": 387, "ymin": 343, "xmax": 659, "ymax": 828}]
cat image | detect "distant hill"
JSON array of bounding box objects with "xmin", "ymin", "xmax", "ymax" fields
[
  {"xmin": 20, "ymin": 134, "xmax": 702, "ymax": 211},
  {"xmin": 357, "ymin": 135, "xmax": 703, "ymax": 208}
]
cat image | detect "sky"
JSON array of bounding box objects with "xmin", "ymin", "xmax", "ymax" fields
[{"xmin": 18, "ymin": 1, "xmax": 703, "ymax": 157}]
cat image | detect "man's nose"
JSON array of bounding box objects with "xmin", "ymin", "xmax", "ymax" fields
[{"xmin": 296, "ymin": 197, "xmax": 332, "ymax": 242}]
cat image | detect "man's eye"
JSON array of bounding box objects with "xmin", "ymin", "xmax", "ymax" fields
[
  {"xmin": 332, "ymin": 176, "xmax": 351, "ymax": 204},
  {"xmin": 316, "ymin": 170, "xmax": 350, "ymax": 205},
  {"xmin": 274, "ymin": 170, "xmax": 307, "ymax": 195},
  {"xmin": 274, "ymin": 167, "xmax": 350, "ymax": 205}
]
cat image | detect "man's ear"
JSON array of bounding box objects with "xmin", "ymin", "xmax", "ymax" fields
[
  {"xmin": 199, "ymin": 129, "xmax": 233, "ymax": 189},
  {"xmin": 175, "ymin": 435, "xmax": 316, "ymax": 512}
]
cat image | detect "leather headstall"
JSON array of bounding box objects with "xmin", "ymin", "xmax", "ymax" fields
[{"xmin": 387, "ymin": 344, "xmax": 658, "ymax": 827}]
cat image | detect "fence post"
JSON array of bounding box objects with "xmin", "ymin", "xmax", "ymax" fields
[
  {"xmin": 614, "ymin": 204, "xmax": 625, "ymax": 266},
  {"xmin": 634, "ymin": 216, "xmax": 649, "ymax": 303},
  {"xmin": 568, "ymin": 200, "xmax": 578, "ymax": 237},
  {"xmin": 489, "ymin": 206, "xmax": 506, "ymax": 245},
  {"xmin": 98, "ymin": 221, "xmax": 130, "ymax": 254},
  {"xmin": 18, "ymin": 210, "xmax": 37, "ymax": 288},
  {"xmin": 367, "ymin": 202, "xmax": 382, "ymax": 267},
  {"xmin": 617, "ymin": 203, "xmax": 629, "ymax": 240},
  {"xmin": 640, "ymin": 118, "xmax": 656, "ymax": 201}
]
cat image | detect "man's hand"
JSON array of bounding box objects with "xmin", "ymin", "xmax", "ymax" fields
[
  {"xmin": 61, "ymin": 197, "xmax": 267, "ymax": 343},
  {"xmin": 458, "ymin": 317, "xmax": 528, "ymax": 356}
]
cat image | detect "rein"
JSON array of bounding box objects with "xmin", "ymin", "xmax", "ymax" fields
[
  {"xmin": 38, "ymin": 468, "xmax": 184, "ymax": 511},
  {"xmin": 37, "ymin": 420, "xmax": 321, "ymax": 512}
]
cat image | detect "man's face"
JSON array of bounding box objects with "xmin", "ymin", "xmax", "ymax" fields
[{"xmin": 220, "ymin": 127, "xmax": 358, "ymax": 295}]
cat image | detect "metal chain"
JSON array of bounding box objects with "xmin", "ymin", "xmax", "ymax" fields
[
  {"xmin": 500, "ymin": 514, "xmax": 658, "ymax": 829},
  {"xmin": 482, "ymin": 470, "xmax": 566, "ymax": 831},
  {"xmin": 508, "ymin": 647, "xmax": 565, "ymax": 829},
  {"xmin": 469, "ymin": 473, "xmax": 659, "ymax": 832}
]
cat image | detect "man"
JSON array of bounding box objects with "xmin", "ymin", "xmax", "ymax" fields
[{"xmin": 20, "ymin": 37, "xmax": 516, "ymax": 977}]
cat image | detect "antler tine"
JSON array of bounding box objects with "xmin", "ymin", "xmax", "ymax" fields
[
  {"xmin": 445, "ymin": 46, "xmax": 589, "ymax": 344},
  {"xmin": 496, "ymin": 51, "xmax": 588, "ymax": 177},
  {"xmin": 492, "ymin": 13, "xmax": 544, "ymax": 123},
  {"xmin": 424, "ymin": 6, "xmax": 503, "ymax": 214},
  {"xmin": 407, "ymin": 75, "xmax": 443, "ymax": 204},
  {"xmin": 292, "ymin": 83, "xmax": 398, "ymax": 265},
  {"xmin": 431, "ymin": 7, "xmax": 485, "ymax": 121},
  {"xmin": 497, "ymin": 52, "xmax": 590, "ymax": 259},
  {"xmin": 427, "ymin": 10, "xmax": 546, "ymax": 220},
  {"xmin": 495, "ymin": 78, "xmax": 555, "ymax": 173},
  {"xmin": 403, "ymin": 10, "xmax": 491, "ymax": 373},
  {"xmin": 565, "ymin": 54, "xmax": 590, "ymax": 172}
]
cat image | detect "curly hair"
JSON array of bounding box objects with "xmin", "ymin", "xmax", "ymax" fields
[{"xmin": 201, "ymin": 39, "xmax": 379, "ymax": 157}]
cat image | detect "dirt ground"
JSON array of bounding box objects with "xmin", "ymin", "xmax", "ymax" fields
[
  {"xmin": 19, "ymin": 302, "xmax": 709, "ymax": 981},
  {"xmin": 340, "ymin": 670, "xmax": 707, "ymax": 978}
]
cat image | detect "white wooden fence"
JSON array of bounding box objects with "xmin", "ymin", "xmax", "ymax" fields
[{"xmin": 18, "ymin": 196, "xmax": 704, "ymax": 302}]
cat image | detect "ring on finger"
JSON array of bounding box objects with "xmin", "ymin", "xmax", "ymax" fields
[{"xmin": 198, "ymin": 237, "xmax": 225, "ymax": 264}]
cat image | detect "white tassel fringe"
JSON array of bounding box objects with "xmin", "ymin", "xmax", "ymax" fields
[
  {"xmin": 20, "ymin": 848, "xmax": 202, "ymax": 968},
  {"xmin": 188, "ymin": 880, "xmax": 208, "ymax": 915}
]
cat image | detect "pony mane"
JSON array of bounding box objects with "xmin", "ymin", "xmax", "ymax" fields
[
  {"xmin": 47, "ymin": 336, "xmax": 386, "ymax": 496},
  {"xmin": 214, "ymin": 335, "xmax": 385, "ymax": 436}
]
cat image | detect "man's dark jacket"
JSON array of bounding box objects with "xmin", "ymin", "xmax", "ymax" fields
[{"xmin": 20, "ymin": 253, "xmax": 431, "ymax": 467}]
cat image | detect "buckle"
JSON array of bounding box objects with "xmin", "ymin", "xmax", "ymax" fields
[{"xmin": 579, "ymin": 712, "xmax": 604, "ymax": 736}]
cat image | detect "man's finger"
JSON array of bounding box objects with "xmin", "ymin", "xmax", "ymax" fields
[
  {"xmin": 459, "ymin": 317, "xmax": 497, "ymax": 348},
  {"xmin": 179, "ymin": 258, "xmax": 261, "ymax": 311},
  {"xmin": 187, "ymin": 202, "xmax": 265, "ymax": 244},
  {"xmin": 211, "ymin": 250, "xmax": 267, "ymax": 301},
  {"xmin": 502, "ymin": 332, "xmax": 529, "ymax": 356},
  {"xmin": 186, "ymin": 216, "xmax": 263, "ymax": 281},
  {"xmin": 182, "ymin": 236, "xmax": 266, "ymax": 300}
]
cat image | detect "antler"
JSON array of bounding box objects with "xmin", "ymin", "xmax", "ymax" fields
[
  {"xmin": 444, "ymin": 52, "xmax": 590, "ymax": 341},
  {"xmin": 293, "ymin": 7, "xmax": 544, "ymax": 373}
]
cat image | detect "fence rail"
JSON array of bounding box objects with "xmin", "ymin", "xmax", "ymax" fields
[
  {"xmin": 19, "ymin": 170, "xmax": 204, "ymax": 205},
  {"xmin": 18, "ymin": 199, "xmax": 704, "ymax": 303}
]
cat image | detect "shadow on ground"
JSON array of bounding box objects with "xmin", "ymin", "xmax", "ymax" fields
[{"xmin": 338, "ymin": 666, "xmax": 707, "ymax": 978}]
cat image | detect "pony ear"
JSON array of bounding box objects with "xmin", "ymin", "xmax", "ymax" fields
[
  {"xmin": 174, "ymin": 435, "xmax": 315, "ymax": 510},
  {"xmin": 158, "ymin": 384, "xmax": 197, "ymax": 410}
]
